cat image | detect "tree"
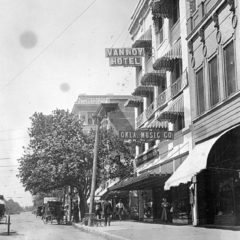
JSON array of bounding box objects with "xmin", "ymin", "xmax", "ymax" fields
[
  {"xmin": 18, "ymin": 109, "xmax": 94, "ymax": 219},
  {"xmin": 18, "ymin": 109, "xmax": 134, "ymax": 220},
  {"xmin": 97, "ymin": 128, "xmax": 134, "ymax": 182}
]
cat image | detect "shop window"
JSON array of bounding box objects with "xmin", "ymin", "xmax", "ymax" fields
[
  {"xmin": 196, "ymin": 68, "xmax": 205, "ymax": 116},
  {"xmin": 208, "ymin": 56, "xmax": 219, "ymax": 107},
  {"xmin": 224, "ymin": 41, "xmax": 237, "ymax": 98},
  {"xmin": 216, "ymin": 180, "xmax": 234, "ymax": 215},
  {"xmin": 155, "ymin": 17, "xmax": 164, "ymax": 47},
  {"xmin": 172, "ymin": 0, "xmax": 180, "ymax": 26}
]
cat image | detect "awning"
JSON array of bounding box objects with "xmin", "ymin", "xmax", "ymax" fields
[
  {"xmin": 132, "ymin": 28, "xmax": 152, "ymax": 49},
  {"xmin": 124, "ymin": 98, "xmax": 143, "ymax": 108},
  {"xmin": 158, "ymin": 94, "xmax": 184, "ymax": 122},
  {"xmin": 141, "ymin": 72, "xmax": 165, "ymax": 86},
  {"xmin": 164, "ymin": 125, "xmax": 240, "ymax": 190},
  {"xmin": 109, "ymin": 172, "xmax": 170, "ymax": 191},
  {"xmin": 153, "ymin": 40, "xmax": 182, "ymax": 71},
  {"xmin": 145, "ymin": 117, "xmax": 168, "ymax": 129},
  {"xmin": 152, "ymin": 0, "xmax": 172, "ymax": 19},
  {"xmin": 132, "ymin": 86, "xmax": 154, "ymax": 97}
]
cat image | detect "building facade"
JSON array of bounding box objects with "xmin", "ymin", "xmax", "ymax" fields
[
  {"xmin": 110, "ymin": 0, "xmax": 193, "ymax": 224},
  {"xmin": 72, "ymin": 94, "xmax": 135, "ymax": 133},
  {"xmin": 165, "ymin": 0, "xmax": 240, "ymax": 226}
]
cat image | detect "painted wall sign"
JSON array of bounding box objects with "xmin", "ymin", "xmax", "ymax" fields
[
  {"xmin": 119, "ymin": 130, "xmax": 174, "ymax": 140},
  {"xmin": 105, "ymin": 48, "xmax": 144, "ymax": 67}
]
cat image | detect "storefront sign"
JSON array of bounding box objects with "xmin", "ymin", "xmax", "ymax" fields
[
  {"xmin": 119, "ymin": 130, "xmax": 174, "ymax": 140},
  {"xmin": 105, "ymin": 48, "xmax": 144, "ymax": 67}
]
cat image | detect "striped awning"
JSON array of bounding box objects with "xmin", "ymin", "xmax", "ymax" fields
[
  {"xmin": 124, "ymin": 98, "xmax": 143, "ymax": 108},
  {"xmin": 152, "ymin": 0, "xmax": 172, "ymax": 19},
  {"xmin": 132, "ymin": 28, "xmax": 152, "ymax": 49},
  {"xmin": 141, "ymin": 72, "xmax": 166, "ymax": 86},
  {"xmin": 132, "ymin": 86, "xmax": 154, "ymax": 97},
  {"xmin": 158, "ymin": 94, "xmax": 184, "ymax": 122},
  {"xmin": 153, "ymin": 40, "xmax": 182, "ymax": 71},
  {"xmin": 146, "ymin": 118, "xmax": 168, "ymax": 129}
]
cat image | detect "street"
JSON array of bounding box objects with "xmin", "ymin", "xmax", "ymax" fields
[{"xmin": 0, "ymin": 212, "xmax": 105, "ymax": 240}]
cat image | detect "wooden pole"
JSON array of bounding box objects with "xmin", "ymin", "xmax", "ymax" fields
[{"xmin": 88, "ymin": 117, "xmax": 100, "ymax": 226}]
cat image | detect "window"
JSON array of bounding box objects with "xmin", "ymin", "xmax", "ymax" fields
[
  {"xmin": 155, "ymin": 17, "xmax": 163, "ymax": 46},
  {"xmin": 172, "ymin": 0, "xmax": 180, "ymax": 25},
  {"xmin": 196, "ymin": 68, "xmax": 205, "ymax": 115},
  {"xmin": 172, "ymin": 59, "xmax": 182, "ymax": 84},
  {"xmin": 209, "ymin": 56, "xmax": 219, "ymax": 107},
  {"xmin": 174, "ymin": 114, "xmax": 185, "ymax": 132},
  {"xmin": 224, "ymin": 41, "xmax": 237, "ymax": 97}
]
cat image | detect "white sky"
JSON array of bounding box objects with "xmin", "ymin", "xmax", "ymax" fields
[{"xmin": 0, "ymin": 0, "xmax": 139, "ymax": 207}]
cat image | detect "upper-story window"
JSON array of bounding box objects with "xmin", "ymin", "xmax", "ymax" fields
[
  {"xmin": 155, "ymin": 17, "xmax": 164, "ymax": 47},
  {"xmin": 196, "ymin": 68, "xmax": 205, "ymax": 115},
  {"xmin": 172, "ymin": 0, "xmax": 180, "ymax": 26},
  {"xmin": 208, "ymin": 56, "xmax": 219, "ymax": 107},
  {"xmin": 172, "ymin": 59, "xmax": 182, "ymax": 83},
  {"xmin": 223, "ymin": 41, "xmax": 237, "ymax": 98}
]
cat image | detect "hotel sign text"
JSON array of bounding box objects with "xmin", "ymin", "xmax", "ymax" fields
[
  {"xmin": 105, "ymin": 48, "xmax": 144, "ymax": 67},
  {"xmin": 119, "ymin": 130, "xmax": 174, "ymax": 141}
]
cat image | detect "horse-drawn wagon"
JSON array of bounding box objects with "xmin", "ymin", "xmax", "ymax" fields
[
  {"xmin": 0, "ymin": 195, "xmax": 10, "ymax": 235},
  {"xmin": 42, "ymin": 198, "xmax": 65, "ymax": 224}
]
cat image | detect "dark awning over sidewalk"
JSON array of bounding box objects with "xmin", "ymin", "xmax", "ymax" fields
[{"xmin": 109, "ymin": 172, "xmax": 170, "ymax": 191}]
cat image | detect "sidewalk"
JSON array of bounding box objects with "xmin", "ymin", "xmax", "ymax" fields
[{"xmin": 73, "ymin": 220, "xmax": 240, "ymax": 240}]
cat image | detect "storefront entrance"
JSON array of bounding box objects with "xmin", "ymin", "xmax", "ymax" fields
[{"xmin": 197, "ymin": 126, "xmax": 240, "ymax": 225}]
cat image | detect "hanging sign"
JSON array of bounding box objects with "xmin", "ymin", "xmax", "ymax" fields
[
  {"xmin": 105, "ymin": 48, "xmax": 144, "ymax": 67},
  {"xmin": 119, "ymin": 129, "xmax": 174, "ymax": 141}
]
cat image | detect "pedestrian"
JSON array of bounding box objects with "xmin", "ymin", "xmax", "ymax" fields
[
  {"xmin": 95, "ymin": 201, "xmax": 102, "ymax": 219},
  {"xmin": 103, "ymin": 199, "xmax": 112, "ymax": 226},
  {"xmin": 161, "ymin": 198, "xmax": 169, "ymax": 223},
  {"xmin": 116, "ymin": 199, "xmax": 124, "ymax": 220},
  {"xmin": 73, "ymin": 201, "xmax": 79, "ymax": 223}
]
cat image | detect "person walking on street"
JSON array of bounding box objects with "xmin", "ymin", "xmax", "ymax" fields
[
  {"xmin": 103, "ymin": 199, "xmax": 112, "ymax": 226},
  {"xmin": 116, "ymin": 199, "xmax": 124, "ymax": 220},
  {"xmin": 95, "ymin": 201, "xmax": 102, "ymax": 219}
]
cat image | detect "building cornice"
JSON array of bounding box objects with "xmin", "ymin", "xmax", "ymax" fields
[{"xmin": 129, "ymin": 0, "xmax": 153, "ymax": 38}]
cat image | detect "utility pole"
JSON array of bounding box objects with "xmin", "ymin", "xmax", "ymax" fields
[{"xmin": 88, "ymin": 116, "xmax": 101, "ymax": 226}]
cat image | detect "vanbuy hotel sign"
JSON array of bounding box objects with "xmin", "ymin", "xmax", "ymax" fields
[{"xmin": 105, "ymin": 48, "xmax": 144, "ymax": 67}]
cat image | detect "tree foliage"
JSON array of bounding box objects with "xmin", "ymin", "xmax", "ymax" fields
[{"xmin": 18, "ymin": 109, "xmax": 134, "ymax": 218}]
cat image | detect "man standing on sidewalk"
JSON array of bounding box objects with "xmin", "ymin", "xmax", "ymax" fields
[
  {"xmin": 103, "ymin": 199, "xmax": 112, "ymax": 226},
  {"xmin": 116, "ymin": 199, "xmax": 124, "ymax": 221}
]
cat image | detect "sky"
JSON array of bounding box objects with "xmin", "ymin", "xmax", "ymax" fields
[{"xmin": 0, "ymin": 0, "xmax": 139, "ymax": 207}]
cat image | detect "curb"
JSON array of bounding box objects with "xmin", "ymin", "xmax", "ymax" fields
[{"xmin": 73, "ymin": 223, "xmax": 130, "ymax": 240}]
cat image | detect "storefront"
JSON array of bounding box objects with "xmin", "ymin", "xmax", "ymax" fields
[
  {"xmin": 109, "ymin": 172, "xmax": 170, "ymax": 222},
  {"xmin": 165, "ymin": 125, "xmax": 240, "ymax": 226}
]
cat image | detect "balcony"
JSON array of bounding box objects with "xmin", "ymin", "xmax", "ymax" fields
[
  {"xmin": 136, "ymin": 70, "xmax": 188, "ymax": 128},
  {"xmin": 187, "ymin": 0, "xmax": 223, "ymax": 37},
  {"xmin": 136, "ymin": 101, "xmax": 155, "ymax": 128}
]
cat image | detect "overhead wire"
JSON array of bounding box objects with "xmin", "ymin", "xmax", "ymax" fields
[{"xmin": 0, "ymin": 0, "xmax": 98, "ymax": 92}]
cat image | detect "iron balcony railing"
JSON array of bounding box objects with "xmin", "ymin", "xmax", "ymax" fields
[{"xmin": 136, "ymin": 70, "xmax": 188, "ymax": 128}]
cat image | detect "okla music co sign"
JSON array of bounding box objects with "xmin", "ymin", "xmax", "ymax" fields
[
  {"xmin": 105, "ymin": 48, "xmax": 144, "ymax": 67},
  {"xmin": 119, "ymin": 130, "xmax": 174, "ymax": 141}
]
